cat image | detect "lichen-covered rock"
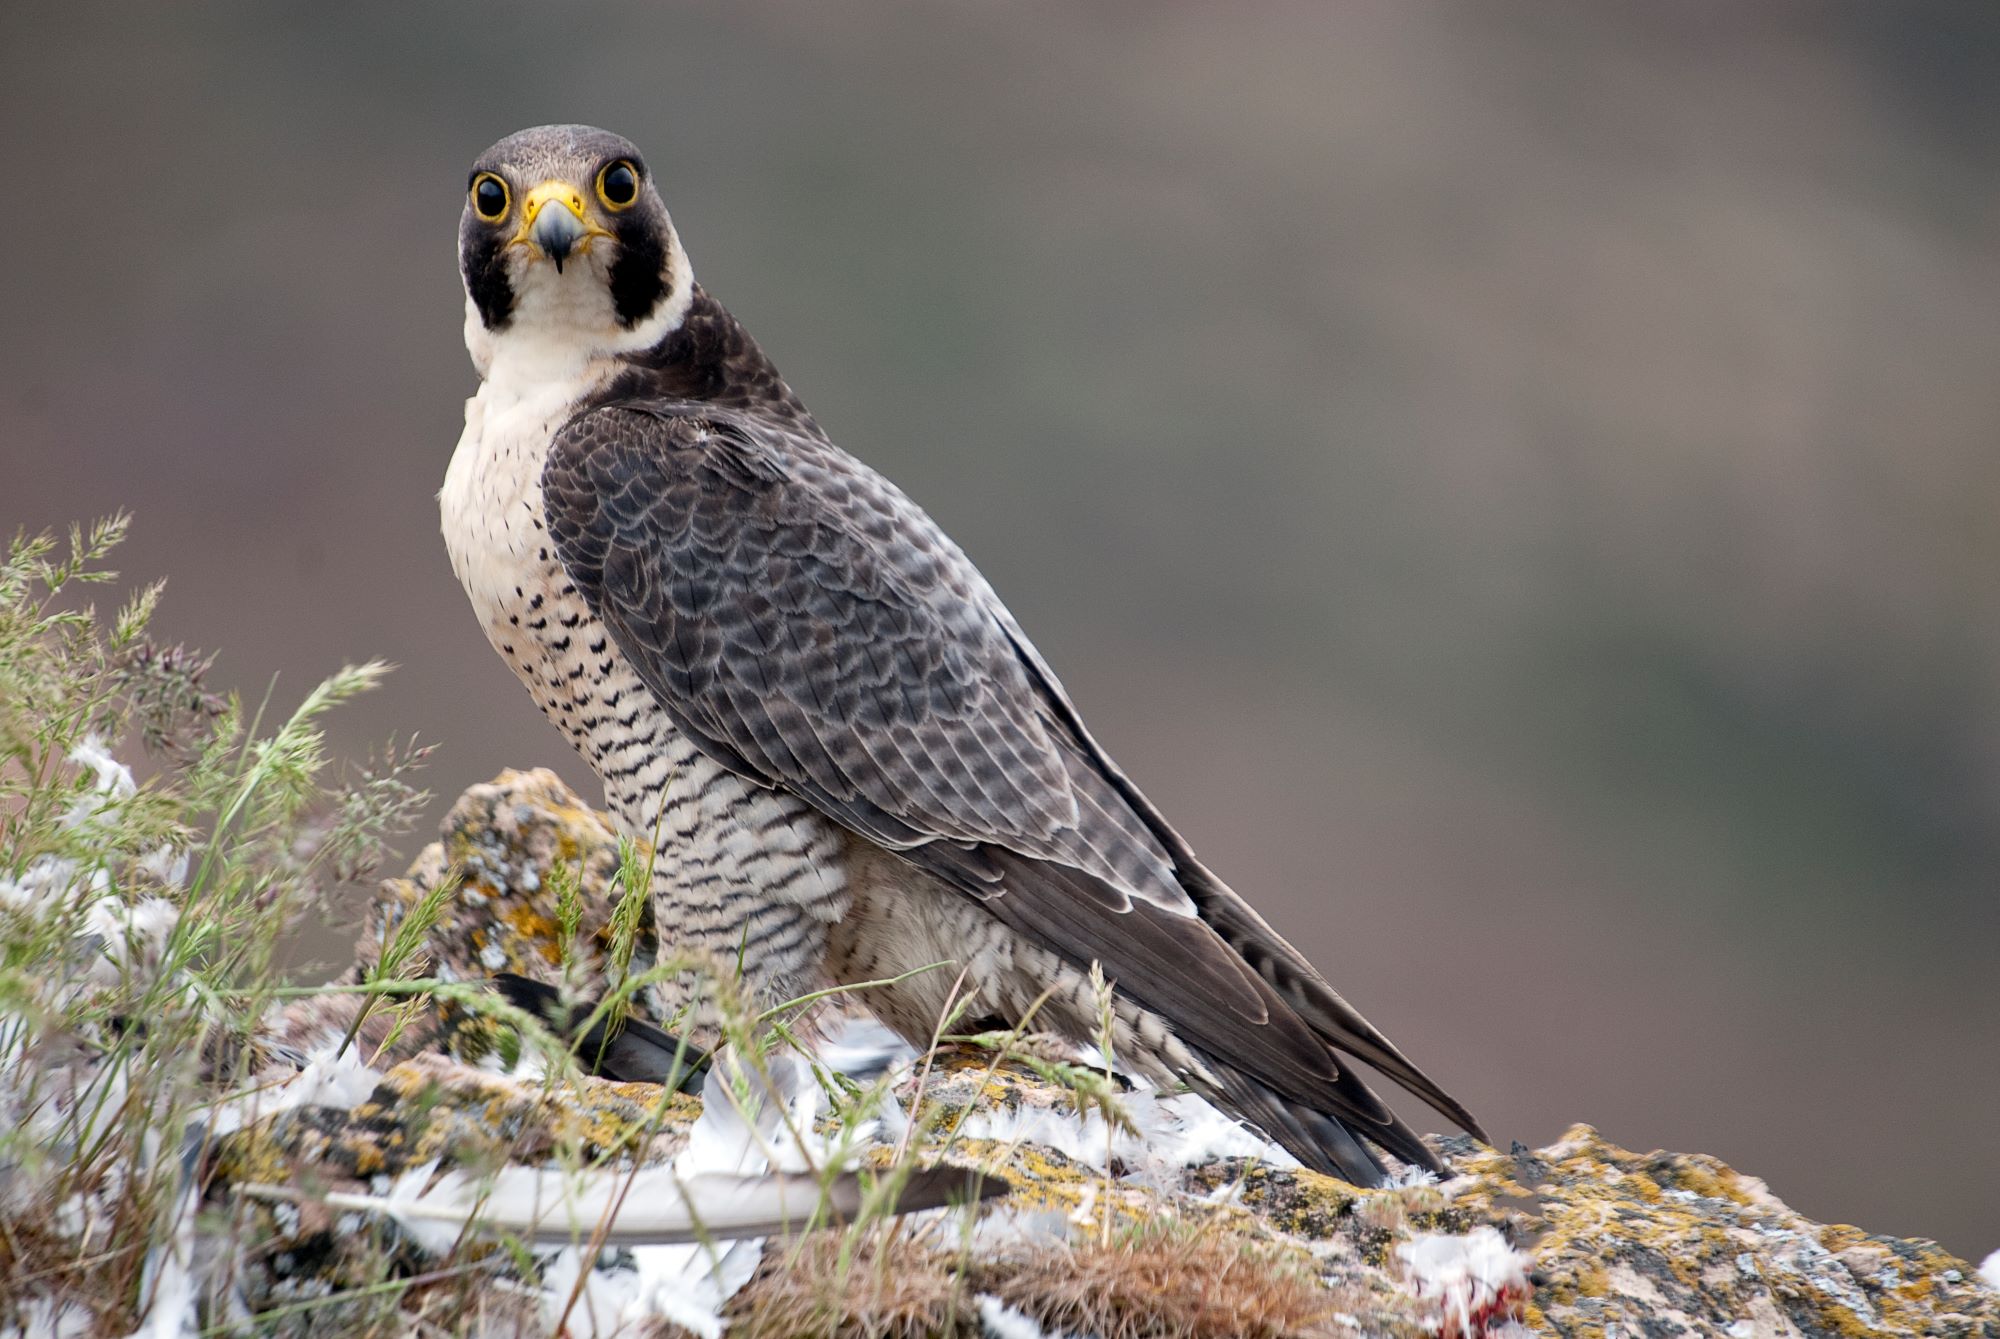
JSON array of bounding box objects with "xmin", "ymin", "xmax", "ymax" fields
[
  {"xmin": 366, "ymin": 768, "xmax": 642, "ymax": 984},
  {"xmin": 234, "ymin": 770, "xmax": 1997, "ymax": 1337},
  {"xmin": 1447, "ymin": 1127, "xmax": 2000, "ymax": 1338}
]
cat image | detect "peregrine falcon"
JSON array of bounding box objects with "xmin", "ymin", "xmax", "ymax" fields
[{"xmin": 440, "ymin": 125, "xmax": 1486, "ymax": 1185}]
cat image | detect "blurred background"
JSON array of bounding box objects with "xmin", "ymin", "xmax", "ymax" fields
[{"xmin": 4, "ymin": 0, "xmax": 1997, "ymax": 1256}]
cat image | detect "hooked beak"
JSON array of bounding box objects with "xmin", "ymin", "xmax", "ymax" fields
[
  {"xmin": 513, "ymin": 181, "xmax": 609, "ymax": 273},
  {"xmin": 533, "ymin": 204, "xmax": 585, "ymax": 270}
]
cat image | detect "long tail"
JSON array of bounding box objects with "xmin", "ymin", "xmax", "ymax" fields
[
  {"xmin": 1201, "ymin": 1058, "xmax": 1441, "ymax": 1186},
  {"xmin": 1193, "ymin": 882, "xmax": 1490, "ymax": 1145}
]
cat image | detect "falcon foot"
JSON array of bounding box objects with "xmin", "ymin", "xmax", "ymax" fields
[{"xmin": 489, "ymin": 972, "xmax": 709, "ymax": 1092}]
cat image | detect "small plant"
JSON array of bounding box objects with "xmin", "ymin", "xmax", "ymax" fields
[{"xmin": 0, "ymin": 517, "xmax": 436, "ymax": 1332}]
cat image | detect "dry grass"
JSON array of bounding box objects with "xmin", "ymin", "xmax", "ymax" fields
[
  {"xmin": 727, "ymin": 1216, "xmax": 1349, "ymax": 1339},
  {"xmin": 987, "ymin": 1223, "xmax": 1343, "ymax": 1339},
  {"xmin": 728, "ymin": 1231, "xmax": 975, "ymax": 1338}
]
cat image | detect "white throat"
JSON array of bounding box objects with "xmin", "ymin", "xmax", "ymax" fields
[
  {"xmin": 441, "ymin": 233, "xmax": 694, "ymax": 625},
  {"xmin": 462, "ymin": 231, "xmax": 694, "ymax": 391}
]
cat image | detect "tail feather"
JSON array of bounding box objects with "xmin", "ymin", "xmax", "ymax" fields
[
  {"xmin": 996, "ymin": 621, "xmax": 1490, "ymax": 1163},
  {"xmin": 1205, "ymin": 1064, "xmax": 1384, "ymax": 1184},
  {"xmin": 1204, "ymin": 1058, "xmax": 1444, "ymax": 1186},
  {"xmin": 1191, "ymin": 876, "xmax": 1491, "ymax": 1146}
]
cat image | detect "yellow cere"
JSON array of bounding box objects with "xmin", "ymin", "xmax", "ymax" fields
[{"xmin": 511, "ymin": 179, "xmax": 614, "ymax": 254}]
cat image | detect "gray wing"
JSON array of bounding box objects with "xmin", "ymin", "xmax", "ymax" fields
[
  {"xmin": 541, "ymin": 402, "xmax": 1484, "ymax": 1176},
  {"xmin": 542, "ymin": 402, "xmax": 1187, "ymax": 913}
]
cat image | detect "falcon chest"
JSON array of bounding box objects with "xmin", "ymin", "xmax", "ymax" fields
[
  {"xmin": 439, "ymin": 356, "xmax": 641, "ymax": 770},
  {"xmin": 440, "ymin": 350, "xmax": 851, "ymax": 1003}
]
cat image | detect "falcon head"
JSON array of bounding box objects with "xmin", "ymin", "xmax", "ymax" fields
[{"xmin": 459, "ymin": 125, "xmax": 688, "ymax": 355}]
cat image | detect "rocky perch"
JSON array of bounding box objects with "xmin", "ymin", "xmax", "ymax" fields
[{"xmin": 214, "ymin": 771, "xmax": 1995, "ymax": 1337}]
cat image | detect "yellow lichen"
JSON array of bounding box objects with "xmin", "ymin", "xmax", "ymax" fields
[
  {"xmin": 502, "ymin": 904, "xmax": 561, "ymax": 963},
  {"xmin": 1622, "ymin": 1170, "xmax": 1664, "ymax": 1203},
  {"xmin": 1664, "ymin": 1160, "xmax": 1749, "ymax": 1204}
]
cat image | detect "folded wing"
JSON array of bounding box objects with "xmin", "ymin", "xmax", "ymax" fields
[{"xmin": 542, "ymin": 402, "xmax": 1485, "ymax": 1181}]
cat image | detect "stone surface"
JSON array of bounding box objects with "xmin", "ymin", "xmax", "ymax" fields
[{"xmin": 225, "ymin": 770, "xmax": 1998, "ymax": 1337}]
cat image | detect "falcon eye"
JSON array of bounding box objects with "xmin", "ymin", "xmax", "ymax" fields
[
  {"xmin": 471, "ymin": 173, "xmax": 510, "ymax": 222},
  {"xmin": 596, "ymin": 160, "xmax": 640, "ymax": 211}
]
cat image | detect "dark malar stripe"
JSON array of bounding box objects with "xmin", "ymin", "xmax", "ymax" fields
[
  {"xmin": 460, "ymin": 209, "xmax": 515, "ymax": 330},
  {"xmin": 608, "ymin": 212, "xmax": 668, "ymax": 327}
]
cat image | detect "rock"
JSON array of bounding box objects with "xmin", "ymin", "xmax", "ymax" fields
[
  {"xmin": 230, "ymin": 770, "xmax": 2000, "ymax": 1337},
  {"xmin": 1451, "ymin": 1129, "xmax": 1998, "ymax": 1339}
]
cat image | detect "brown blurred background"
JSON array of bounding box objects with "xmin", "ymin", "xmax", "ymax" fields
[{"xmin": 4, "ymin": 0, "xmax": 1997, "ymax": 1255}]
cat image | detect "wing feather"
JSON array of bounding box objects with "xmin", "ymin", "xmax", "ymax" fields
[
  {"xmin": 542, "ymin": 401, "xmax": 1487, "ymax": 1173},
  {"xmin": 545, "ymin": 403, "xmax": 1180, "ymax": 905}
]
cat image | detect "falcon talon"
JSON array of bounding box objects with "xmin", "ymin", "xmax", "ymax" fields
[
  {"xmin": 441, "ymin": 124, "xmax": 1487, "ymax": 1186},
  {"xmin": 488, "ymin": 971, "xmax": 710, "ymax": 1091}
]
